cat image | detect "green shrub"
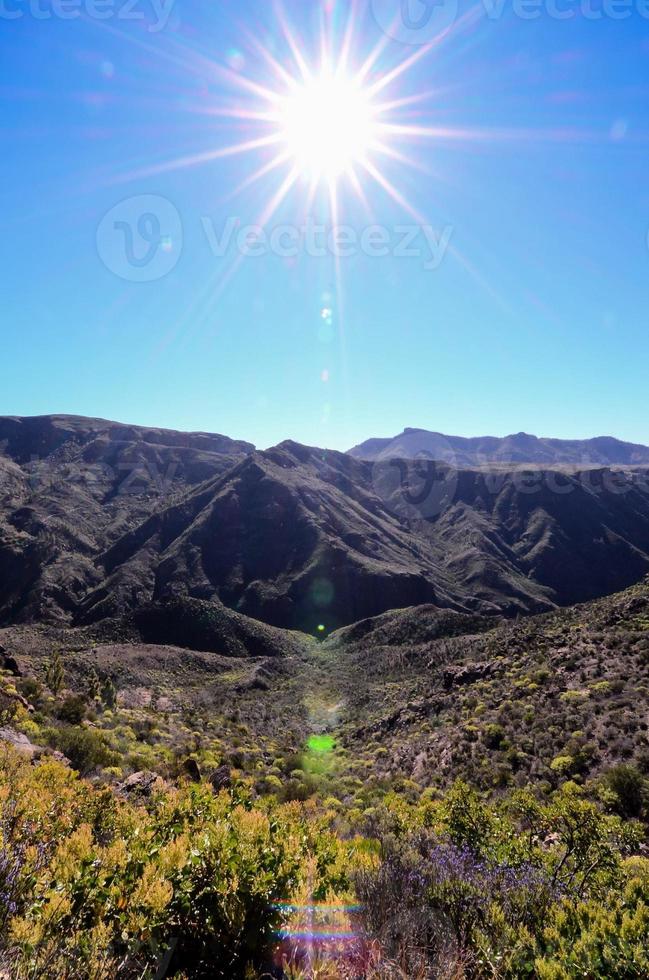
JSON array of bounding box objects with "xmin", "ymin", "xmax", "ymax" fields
[
  {"xmin": 0, "ymin": 749, "xmax": 362, "ymax": 979},
  {"xmin": 550, "ymin": 755, "xmax": 575, "ymax": 777},
  {"xmin": 603, "ymin": 764, "xmax": 648, "ymax": 819},
  {"xmin": 51, "ymin": 727, "xmax": 118, "ymax": 774},
  {"xmin": 18, "ymin": 677, "xmax": 43, "ymax": 702},
  {"xmin": 483, "ymin": 723, "xmax": 505, "ymax": 749},
  {"xmin": 54, "ymin": 694, "xmax": 87, "ymax": 725}
]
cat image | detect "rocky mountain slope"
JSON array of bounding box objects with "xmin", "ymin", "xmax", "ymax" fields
[
  {"xmin": 0, "ymin": 415, "xmax": 253, "ymax": 624},
  {"xmin": 2, "ymin": 417, "xmax": 649, "ymax": 638},
  {"xmin": 3, "ymin": 579, "xmax": 649, "ymax": 802},
  {"xmin": 77, "ymin": 444, "xmax": 649, "ymax": 630},
  {"xmin": 322, "ymin": 577, "xmax": 649, "ymax": 793}
]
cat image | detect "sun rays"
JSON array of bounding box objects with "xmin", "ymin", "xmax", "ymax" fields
[
  {"xmin": 103, "ymin": 0, "xmax": 591, "ymax": 354},
  {"xmin": 115, "ymin": 1, "xmax": 454, "ymax": 231}
]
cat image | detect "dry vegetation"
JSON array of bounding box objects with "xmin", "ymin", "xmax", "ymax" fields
[{"xmin": 1, "ymin": 581, "xmax": 649, "ymax": 976}]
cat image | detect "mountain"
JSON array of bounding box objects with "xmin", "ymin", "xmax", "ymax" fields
[
  {"xmin": 0, "ymin": 414, "xmax": 254, "ymax": 465},
  {"xmin": 0, "ymin": 415, "xmax": 253, "ymax": 624},
  {"xmin": 349, "ymin": 428, "xmax": 649, "ymax": 467},
  {"xmin": 3, "ymin": 416, "xmax": 649, "ymax": 638},
  {"xmin": 73, "ymin": 443, "xmax": 649, "ymax": 630}
]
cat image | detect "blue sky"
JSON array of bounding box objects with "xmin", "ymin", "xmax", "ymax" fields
[{"xmin": 1, "ymin": 0, "xmax": 648, "ymax": 450}]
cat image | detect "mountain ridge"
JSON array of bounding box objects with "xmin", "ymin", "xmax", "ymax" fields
[
  {"xmin": 5, "ymin": 414, "xmax": 648, "ymax": 466},
  {"xmin": 349, "ymin": 428, "xmax": 649, "ymax": 466},
  {"xmin": 3, "ymin": 415, "xmax": 649, "ymax": 637}
]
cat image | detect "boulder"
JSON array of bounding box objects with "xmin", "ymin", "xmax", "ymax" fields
[
  {"xmin": 181, "ymin": 757, "xmax": 202, "ymax": 782},
  {"xmin": 0, "ymin": 727, "xmax": 40, "ymax": 758},
  {"xmin": 209, "ymin": 765, "xmax": 232, "ymax": 792},
  {"xmin": 118, "ymin": 770, "xmax": 164, "ymax": 798},
  {"xmin": 443, "ymin": 661, "xmax": 494, "ymax": 689},
  {"xmin": 0, "ymin": 646, "xmax": 22, "ymax": 677}
]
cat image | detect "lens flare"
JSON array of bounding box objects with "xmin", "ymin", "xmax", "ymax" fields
[{"xmin": 271, "ymin": 901, "xmax": 370, "ymax": 973}]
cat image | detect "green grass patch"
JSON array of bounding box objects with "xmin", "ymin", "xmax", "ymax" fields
[{"xmin": 306, "ymin": 733, "xmax": 335, "ymax": 754}]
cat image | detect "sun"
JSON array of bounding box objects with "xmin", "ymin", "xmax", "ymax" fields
[
  {"xmin": 123, "ymin": 4, "xmax": 453, "ymax": 240},
  {"xmin": 111, "ymin": 2, "xmax": 552, "ymax": 334},
  {"xmin": 276, "ymin": 72, "xmax": 378, "ymax": 182}
]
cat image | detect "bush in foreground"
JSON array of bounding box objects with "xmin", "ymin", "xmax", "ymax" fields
[
  {"xmin": 0, "ymin": 750, "xmax": 361, "ymax": 978},
  {"xmin": 357, "ymin": 782, "xmax": 649, "ymax": 978},
  {"xmin": 0, "ymin": 753, "xmax": 647, "ymax": 978}
]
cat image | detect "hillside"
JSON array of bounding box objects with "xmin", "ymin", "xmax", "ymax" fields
[
  {"xmin": 2, "ymin": 568, "xmax": 649, "ymax": 977},
  {"xmin": 324, "ymin": 578, "xmax": 649, "ymax": 796},
  {"xmin": 2, "ymin": 579, "xmax": 649, "ymax": 804},
  {"xmin": 0, "ymin": 415, "xmax": 253, "ymax": 625}
]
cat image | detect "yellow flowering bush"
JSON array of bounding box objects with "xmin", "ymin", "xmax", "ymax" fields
[{"xmin": 0, "ymin": 749, "xmax": 362, "ymax": 978}]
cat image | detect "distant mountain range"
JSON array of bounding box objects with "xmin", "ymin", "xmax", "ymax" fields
[
  {"xmin": 349, "ymin": 428, "xmax": 649, "ymax": 467},
  {"xmin": 2, "ymin": 416, "xmax": 649, "ymax": 637}
]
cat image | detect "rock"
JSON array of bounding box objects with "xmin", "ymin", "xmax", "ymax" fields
[
  {"xmin": 0, "ymin": 643, "xmax": 21, "ymax": 677},
  {"xmin": 33, "ymin": 748, "xmax": 72, "ymax": 768},
  {"xmin": 3, "ymin": 688, "xmax": 33, "ymax": 713},
  {"xmin": 118, "ymin": 770, "xmax": 164, "ymax": 798},
  {"xmin": 209, "ymin": 765, "xmax": 232, "ymax": 792},
  {"xmin": 0, "ymin": 729, "xmax": 72, "ymax": 767},
  {"xmin": 0, "ymin": 727, "xmax": 40, "ymax": 758},
  {"xmin": 181, "ymin": 757, "xmax": 202, "ymax": 782},
  {"xmin": 443, "ymin": 661, "xmax": 494, "ymax": 689},
  {"xmin": 411, "ymin": 751, "xmax": 428, "ymax": 782},
  {"xmin": 0, "ymin": 647, "xmax": 21, "ymax": 676},
  {"xmin": 251, "ymin": 678, "xmax": 269, "ymax": 691}
]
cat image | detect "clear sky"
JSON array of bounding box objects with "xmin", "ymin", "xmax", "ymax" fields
[{"xmin": 1, "ymin": 0, "xmax": 648, "ymax": 450}]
